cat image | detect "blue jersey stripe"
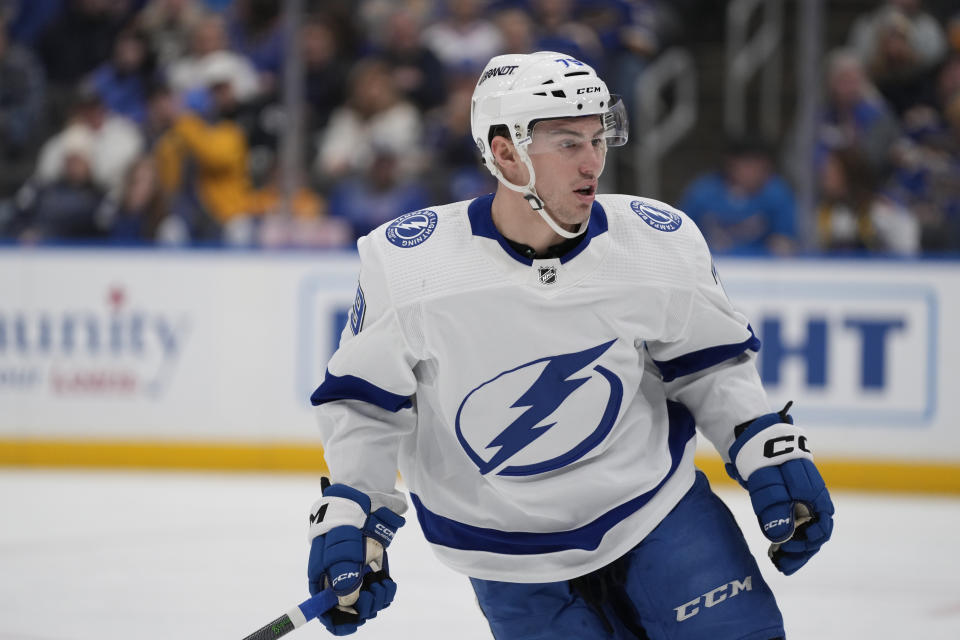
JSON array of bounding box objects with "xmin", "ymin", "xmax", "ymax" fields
[
  {"xmin": 411, "ymin": 401, "xmax": 696, "ymax": 555},
  {"xmin": 653, "ymin": 326, "xmax": 761, "ymax": 383},
  {"xmin": 310, "ymin": 369, "xmax": 412, "ymax": 412}
]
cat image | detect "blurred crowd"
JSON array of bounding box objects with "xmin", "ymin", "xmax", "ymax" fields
[
  {"xmin": 0, "ymin": 0, "xmax": 679, "ymax": 248},
  {"xmin": 682, "ymin": 0, "xmax": 960, "ymax": 256},
  {"xmin": 0, "ymin": 0, "xmax": 958, "ymax": 255}
]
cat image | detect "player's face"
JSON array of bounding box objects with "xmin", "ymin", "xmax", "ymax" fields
[{"xmin": 527, "ymin": 116, "xmax": 607, "ymax": 228}]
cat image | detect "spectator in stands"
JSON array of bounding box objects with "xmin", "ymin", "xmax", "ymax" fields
[
  {"xmin": 816, "ymin": 49, "xmax": 904, "ymax": 175},
  {"xmin": 528, "ymin": 0, "xmax": 604, "ymax": 72},
  {"xmin": 897, "ymin": 90, "xmax": 960, "ymax": 251},
  {"xmin": 679, "ymin": 137, "xmax": 797, "ymax": 255},
  {"xmin": 577, "ymin": 0, "xmax": 678, "ymax": 95},
  {"xmin": 3, "ymin": 0, "xmax": 63, "ymax": 48},
  {"xmin": 328, "ymin": 145, "xmax": 431, "ymax": 240},
  {"xmin": 889, "ymin": 52, "xmax": 960, "ymax": 230},
  {"xmin": 34, "ymin": 84, "xmax": 144, "ymax": 198},
  {"xmin": 89, "ymin": 26, "xmax": 159, "ymax": 126},
  {"xmin": 494, "ymin": 7, "xmax": 535, "ymax": 55},
  {"xmin": 301, "ymin": 18, "xmax": 348, "ymax": 133},
  {"xmin": 249, "ymin": 162, "xmax": 352, "ymax": 249},
  {"xmin": 815, "ymin": 146, "xmax": 919, "ymax": 255},
  {"xmin": 421, "ymin": 0, "xmax": 504, "ymax": 73},
  {"xmin": 424, "ymin": 77, "xmax": 495, "ymax": 203},
  {"xmin": 0, "ymin": 16, "xmax": 46, "ymax": 197},
  {"xmin": 35, "ymin": 0, "xmax": 134, "ymax": 87},
  {"xmin": 849, "ymin": 0, "xmax": 947, "ymax": 72},
  {"xmin": 225, "ymin": 0, "xmax": 284, "ymax": 87},
  {"xmin": 143, "ymin": 82, "xmax": 178, "ymax": 147},
  {"xmin": 137, "ymin": 0, "xmax": 205, "ymax": 68},
  {"xmin": 314, "ymin": 57, "xmax": 423, "ymax": 185},
  {"xmin": 862, "ymin": 8, "xmax": 939, "ymax": 118},
  {"xmin": 109, "ymin": 155, "xmax": 166, "ymax": 243},
  {"xmin": 166, "ymin": 13, "xmax": 260, "ymax": 104},
  {"xmin": 375, "ymin": 8, "xmax": 447, "ymax": 113},
  {"xmin": 153, "ymin": 64, "xmax": 255, "ymax": 243},
  {"xmin": 9, "ymin": 125, "xmax": 116, "ymax": 242}
]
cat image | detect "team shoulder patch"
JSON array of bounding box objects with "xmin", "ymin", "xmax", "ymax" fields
[
  {"xmin": 630, "ymin": 200, "xmax": 682, "ymax": 232},
  {"xmin": 385, "ymin": 209, "xmax": 439, "ymax": 248}
]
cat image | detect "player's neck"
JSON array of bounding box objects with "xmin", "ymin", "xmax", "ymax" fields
[{"xmin": 491, "ymin": 188, "xmax": 569, "ymax": 253}]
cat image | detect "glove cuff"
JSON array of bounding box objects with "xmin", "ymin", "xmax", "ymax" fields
[
  {"xmin": 308, "ymin": 483, "xmax": 371, "ymax": 541},
  {"xmin": 728, "ymin": 416, "xmax": 814, "ymax": 484},
  {"xmin": 363, "ymin": 507, "xmax": 405, "ymax": 549}
]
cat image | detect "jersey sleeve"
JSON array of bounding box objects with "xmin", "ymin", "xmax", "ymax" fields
[
  {"xmin": 309, "ymin": 237, "xmax": 418, "ymax": 515},
  {"xmin": 644, "ymin": 221, "xmax": 770, "ymax": 460}
]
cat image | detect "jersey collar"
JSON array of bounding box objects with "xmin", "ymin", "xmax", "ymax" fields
[{"xmin": 467, "ymin": 193, "xmax": 608, "ymax": 266}]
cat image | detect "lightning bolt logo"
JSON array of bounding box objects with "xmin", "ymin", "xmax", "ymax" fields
[
  {"xmin": 385, "ymin": 210, "xmax": 438, "ymax": 247},
  {"xmin": 394, "ymin": 219, "xmax": 428, "ymax": 232},
  {"xmin": 457, "ymin": 340, "xmax": 620, "ymax": 476}
]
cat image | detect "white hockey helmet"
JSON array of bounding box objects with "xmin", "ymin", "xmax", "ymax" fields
[{"xmin": 470, "ymin": 51, "xmax": 628, "ymax": 238}]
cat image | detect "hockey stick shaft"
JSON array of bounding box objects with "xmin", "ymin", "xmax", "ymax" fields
[{"xmin": 242, "ymin": 589, "xmax": 338, "ymax": 640}]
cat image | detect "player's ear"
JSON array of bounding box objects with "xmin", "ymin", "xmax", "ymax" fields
[
  {"xmin": 490, "ymin": 135, "xmax": 516, "ymax": 167},
  {"xmin": 491, "ymin": 135, "xmax": 526, "ymax": 183}
]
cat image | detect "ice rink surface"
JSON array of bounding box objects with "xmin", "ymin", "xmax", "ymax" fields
[{"xmin": 1, "ymin": 469, "xmax": 958, "ymax": 640}]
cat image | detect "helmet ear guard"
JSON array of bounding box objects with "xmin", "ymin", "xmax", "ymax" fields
[{"xmin": 470, "ymin": 52, "xmax": 629, "ymax": 239}]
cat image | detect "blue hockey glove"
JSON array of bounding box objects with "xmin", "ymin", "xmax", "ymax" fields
[
  {"xmin": 307, "ymin": 478, "xmax": 405, "ymax": 636},
  {"xmin": 726, "ymin": 403, "xmax": 834, "ymax": 575}
]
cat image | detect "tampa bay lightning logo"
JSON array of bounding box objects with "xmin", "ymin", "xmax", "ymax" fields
[
  {"xmin": 455, "ymin": 340, "xmax": 623, "ymax": 477},
  {"xmin": 385, "ymin": 210, "xmax": 438, "ymax": 248},
  {"xmin": 631, "ymin": 200, "xmax": 682, "ymax": 232}
]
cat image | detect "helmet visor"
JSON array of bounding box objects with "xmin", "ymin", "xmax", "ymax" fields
[
  {"xmin": 525, "ymin": 94, "xmax": 628, "ymax": 157},
  {"xmin": 603, "ymin": 95, "xmax": 629, "ymax": 147}
]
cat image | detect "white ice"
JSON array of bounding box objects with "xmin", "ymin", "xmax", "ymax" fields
[{"xmin": 1, "ymin": 469, "xmax": 958, "ymax": 639}]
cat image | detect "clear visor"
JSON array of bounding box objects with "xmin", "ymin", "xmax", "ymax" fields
[
  {"xmin": 603, "ymin": 95, "xmax": 629, "ymax": 147},
  {"xmin": 525, "ymin": 95, "xmax": 629, "ymax": 159}
]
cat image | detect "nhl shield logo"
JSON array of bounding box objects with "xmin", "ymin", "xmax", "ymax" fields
[{"xmin": 538, "ymin": 266, "xmax": 557, "ymax": 285}]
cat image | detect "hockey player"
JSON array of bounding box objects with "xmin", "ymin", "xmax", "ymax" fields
[{"xmin": 305, "ymin": 51, "xmax": 834, "ymax": 639}]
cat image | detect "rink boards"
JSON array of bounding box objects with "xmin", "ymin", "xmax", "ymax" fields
[{"xmin": 1, "ymin": 248, "xmax": 958, "ymax": 493}]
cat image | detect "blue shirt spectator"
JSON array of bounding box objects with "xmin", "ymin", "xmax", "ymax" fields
[
  {"xmin": 225, "ymin": 0, "xmax": 285, "ymax": 77},
  {"xmin": 679, "ymin": 138, "xmax": 797, "ymax": 255},
  {"xmin": 328, "ymin": 150, "xmax": 431, "ymax": 239},
  {"xmin": 4, "ymin": 0, "xmax": 64, "ymax": 47},
  {"xmin": 88, "ymin": 27, "xmax": 158, "ymax": 126},
  {"xmin": 814, "ymin": 49, "xmax": 903, "ymax": 174}
]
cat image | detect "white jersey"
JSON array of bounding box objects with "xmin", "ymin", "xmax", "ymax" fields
[{"xmin": 312, "ymin": 193, "xmax": 771, "ymax": 583}]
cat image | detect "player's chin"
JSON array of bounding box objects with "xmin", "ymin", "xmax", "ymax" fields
[{"xmin": 568, "ymin": 196, "xmax": 594, "ymax": 221}]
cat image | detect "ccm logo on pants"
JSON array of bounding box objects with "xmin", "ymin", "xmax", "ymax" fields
[{"xmin": 674, "ymin": 576, "xmax": 753, "ymax": 621}]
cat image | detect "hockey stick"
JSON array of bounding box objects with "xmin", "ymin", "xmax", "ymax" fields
[{"xmin": 241, "ymin": 589, "xmax": 338, "ymax": 640}]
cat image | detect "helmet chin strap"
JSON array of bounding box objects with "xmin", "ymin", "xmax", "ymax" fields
[{"xmin": 495, "ymin": 145, "xmax": 588, "ymax": 240}]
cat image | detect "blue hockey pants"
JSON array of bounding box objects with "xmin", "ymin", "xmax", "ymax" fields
[{"xmin": 470, "ymin": 472, "xmax": 785, "ymax": 639}]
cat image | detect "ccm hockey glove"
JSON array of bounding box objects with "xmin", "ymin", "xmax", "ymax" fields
[
  {"xmin": 726, "ymin": 402, "xmax": 834, "ymax": 575},
  {"xmin": 307, "ymin": 478, "xmax": 405, "ymax": 636}
]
